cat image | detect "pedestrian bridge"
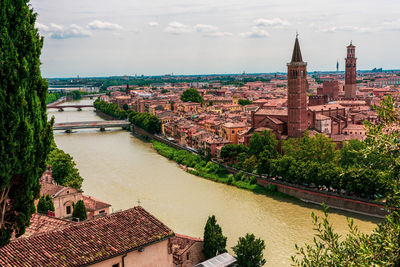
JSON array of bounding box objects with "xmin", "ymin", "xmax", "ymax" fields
[{"xmin": 53, "ymin": 120, "xmax": 130, "ymax": 132}]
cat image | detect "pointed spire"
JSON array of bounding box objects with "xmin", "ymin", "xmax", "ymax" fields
[{"xmin": 291, "ymin": 35, "xmax": 303, "ymax": 63}]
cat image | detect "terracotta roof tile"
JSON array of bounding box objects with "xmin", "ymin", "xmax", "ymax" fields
[
  {"xmin": 14, "ymin": 214, "xmax": 75, "ymax": 240},
  {"xmin": 0, "ymin": 206, "xmax": 174, "ymax": 266},
  {"xmin": 82, "ymin": 195, "xmax": 111, "ymax": 212}
]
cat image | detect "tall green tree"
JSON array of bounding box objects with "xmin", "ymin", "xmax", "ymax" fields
[
  {"xmin": 0, "ymin": 0, "xmax": 53, "ymax": 246},
  {"xmin": 72, "ymin": 200, "xmax": 87, "ymax": 222},
  {"xmin": 203, "ymin": 215, "xmax": 227, "ymax": 259},
  {"xmin": 180, "ymin": 88, "xmax": 203, "ymax": 103},
  {"xmin": 248, "ymin": 130, "xmax": 278, "ymax": 157},
  {"xmin": 47, "ymin": 148, "xmax": 83, "ymax": 189},
  {"xmin": 37, "ymin": 195, "xmax": 55, "ymax": 214},
  {"xmin": 232, "ymin": 233, "xmax": 266, "ymax": 267}
]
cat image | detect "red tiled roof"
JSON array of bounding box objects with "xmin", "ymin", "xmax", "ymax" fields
[
  {"xmin": 82, "ymin": 195, "xmax": 111, "ymax": 212},
  {"xmin": 40, "ymin": 182, "xmax": 65, "ymax": 196},
  {"xmin": 0, "ymin": 206, "xmax": 174, "ymax": 266},
  {"xmin": 14, "ymin": 214, "xmax": 75, "ymax": 240},
  {"xmin": 170, "ymin": 234, "xmax": 203, "ymax": 256}
]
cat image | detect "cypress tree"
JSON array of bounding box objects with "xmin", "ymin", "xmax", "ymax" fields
[
  {"xmin": 72, "ymin": 200, "xmax": 87, "ymax": 222},
  {"xmin": 0, "ymin": 0, "xmax": 53, "ymax": 246},
  {"xmin": 203, "ymin": 215, "xmax": 227, "ymax": 259}
]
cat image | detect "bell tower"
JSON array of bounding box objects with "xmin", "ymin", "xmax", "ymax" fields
[
  {"xmin": 287, "ymin": 35, "xmax": 308, "ymax": 138},
  {"xmin": 344, "ymin": 42, "xmax": 357, "ymax": 98}
]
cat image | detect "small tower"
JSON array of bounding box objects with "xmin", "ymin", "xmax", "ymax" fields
[
  {"xmin": 125, "ymin": 83, "xmax": 130, "ymax": 96},
  {"xmin": 287, "ymin": 35, "xmax": 308, "ymax": 138},
  {"xmin": 336, "ymin": 59, "xmax": 339, "ymax": 72},
  {"xmin": 344, "ymin": 41, "xmax": 357, "ymax": 98}
]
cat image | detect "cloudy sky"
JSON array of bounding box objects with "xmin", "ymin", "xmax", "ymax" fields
[{"xmin": 30, "ymin": 0, "xmax": 400, "ymax": 78}]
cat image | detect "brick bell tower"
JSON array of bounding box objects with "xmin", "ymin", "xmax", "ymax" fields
[
  {"xmin": 287, "ymin": 35, "xmax": 308, "ymax": 138},
  {"xmin": 344, "ymin": 41, "xmax": 357, "ymax": 98}
]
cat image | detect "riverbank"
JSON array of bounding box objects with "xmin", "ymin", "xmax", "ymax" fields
[
  {"xmin": 95, "ymin": 107, "xmax": 387, "ymax": 218},
  {"xmin": 151, "ymin": 140, "xmax": 292, "ymax": 199}
]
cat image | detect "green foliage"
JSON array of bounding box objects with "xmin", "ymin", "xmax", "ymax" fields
[
  {"xmin": 122, "ymin": 103, "xmax": 129, "ymax": 111},
  {"xmin": 238, "ymin": 99, "xmax": 252, "ymax": 106},
  {"xmin": 293, "ymin": 97, "xmax": 400, "ymax": 266},
  {"xmin": 232, "ymin": 233, "xmax": 266, "ymax": 267},
  {"xmin": 161, "ymin": 89, "xmax": 169, "ymax": 94},
  {"xmin": 47, "ymin": 148, "xmax": 83, "ymax": 189},
  {"xmin": 46, "ymin": 92, "xmax": 62, "ymax": 104},
  {"xmin": 129, "ymin": 111, "xmax": 161, "ymax": 134},
  {"xmin": 180, "ymin": 88, "xmax": 203, "ymax": 103},
  {"xmin": 292, "ymin": 205, "xmax": 400, "ymax": 266},
  {"xmin": 249, "ymin": 130, "xmax": 278, "ymax": 157},
  {"xmin": 282, "ymin": 132, "xmax": 338, "ymax": 165},
  {"xmin": 0, "ymin": 0, "xmax": 54, "ymax": 246},
  {"xmin": 37, "ymin": 195, "xmax": 55, "ymax": 214},
  {"xmin": 203, "ymin": 215, "xmax": 227, "ymax": 259},
  {"xmin": 68, "ymin": 90, "xmax": 84, "ymax": 100},
  {"xmin": 72, "ymin": 200, "xmax": 87, "ymax": 221},
  {"xmin": 242, "ymin": 155, "xmax": 258, "ymax": 173},
  {"xmin": 93, "ymin": 99, "xmax": 127, "ymax": 120},
  {"xmin": 220, "ymin": 144, "xmax": 249, "ymax": 163}
]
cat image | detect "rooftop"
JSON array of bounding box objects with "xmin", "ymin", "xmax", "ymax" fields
[{"xmin": 0, "ymin": 206, "xmax": 174, "ymax": 266}]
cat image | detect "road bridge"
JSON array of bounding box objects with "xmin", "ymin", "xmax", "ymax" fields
[
  {"xmin": 47, "ymin": 104, "xmax": 94, "ymax": 111},
  {"xmin": 53, "ymin": 120, "xmax": 130, "ymax": 132}
]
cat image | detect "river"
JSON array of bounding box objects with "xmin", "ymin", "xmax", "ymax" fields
[{"xmin": 49, "ymin": 99, "xmax": 379, "ymax": 266}]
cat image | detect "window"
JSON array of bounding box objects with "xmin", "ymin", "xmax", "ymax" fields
[
  {"xmin": 112, "ymin": 264, "xmax": 119, "ymax": 267},
  {"xmin": 186, "ymin": 252, "xmax": 190, "ymax": 260},
  {"xmin": 66, "ymin": 206, "xmax": 71, "ymax": 215},
  {"xmin": 99, "ymin": 210, "xmax": 105, "ymax": 214}
]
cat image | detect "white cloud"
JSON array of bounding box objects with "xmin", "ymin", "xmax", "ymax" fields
[
  {"xmin": 254, "ymin": 18, "xmax": 290, "ymax": 28},
  {"xmin": 164, "ymin": 21, "xmax": 192, "ymax": 34},
  {"xmin": 37, "ymin": 23, "xmax": 92, "ymax": 39},
  {"xmin": 148, "ymin": 21, "xmax": 160, "ymax": 27},
  {"xmin": 318, "ymin": 26, "xmax": 373, "ymax": 33},
  {"xmin": 195, "ymin": 24, "xmax": 218, "ymax": 33},
  {"xmin": 87, "ymin": 20, "xmax": 123, "ymax": 30},
  {"xmin": 381, "ymin": 19, "xmax": 400, "ymax": 31},
  {"xmin": 205, "ymin": 31, "xmax": 233, "ymax": 37},
  {"xmin": 240, "ymin": 18, "xmax": 287, "ymax": 38},
  {"xmin": 240, "ymin": 26, "xmax": 270, "ymax": 38},
  {"xmin": 194, "ymin": 24, "xmax": 232, "ymax": 37}
]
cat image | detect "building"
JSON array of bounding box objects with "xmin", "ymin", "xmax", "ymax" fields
[
  {"xmin": 287, "ymin": 35, "xmax": 308, "ymax": 138},
  {"xmin": 39, "ymin": 166, "xmax": 111, "ymax": 220},
  {"xmin": 0, "ymin": 207, "xmax": 205, "ymax": 267},
  {"xmin": 344, "ymin": 42, "xmax": 357, "ymax": 98},
  {"xmin": 170, "ymin": 234, "xmax": 205, "ymax": 267},
  {"xmin": 39, "ymin": 168, "xmax": 83, "ymax": 219}
]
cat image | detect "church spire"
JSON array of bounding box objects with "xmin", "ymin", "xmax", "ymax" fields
[{"xmin": 291, "ymin": 34, "xmax": 303, "ymax": 63}]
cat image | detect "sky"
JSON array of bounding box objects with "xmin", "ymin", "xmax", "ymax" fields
[{"xmin": 30, "ymin": 0, "xmax": 400, "ymax": 78}]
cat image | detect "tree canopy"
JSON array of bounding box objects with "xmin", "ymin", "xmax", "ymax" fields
[
  {"xmin": 37, "ymin": 195, "xmax": 55, "ymax": 215},
  {"xmin": 47, "ymin": 148, "xmax": 83, "ymax": 189},
  {"xmin": 180, "ymin": 88, "xmax": 203, "ymax": 103},
  {"xmin": 0, "ymin": 0, "xmax": 53, "ymax": 246},
  {"xmin": 203, "ymin": 215, "xmax": 227, "ymax": 259},
  {"xmin": 72, "ymin": 200, "xmax": 87, "ymax": 222},
  {"xmin": 232, "ymin": 233, "xmax": 266, "ymax": 267}
]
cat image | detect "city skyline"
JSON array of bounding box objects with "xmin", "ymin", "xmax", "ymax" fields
[{"xmin": 31, "ymin": 0, "xmax": 400, "ymax": 78}]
